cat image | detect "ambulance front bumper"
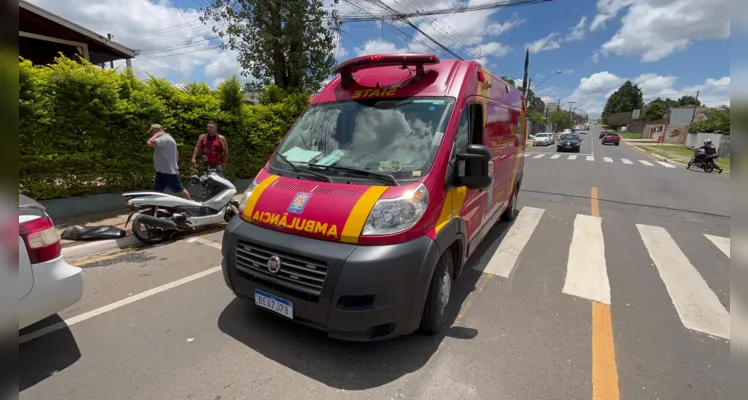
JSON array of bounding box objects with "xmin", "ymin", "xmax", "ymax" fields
[{"xmin": 221, "ymin": 217, "xmax": 441, "ymax": 342}]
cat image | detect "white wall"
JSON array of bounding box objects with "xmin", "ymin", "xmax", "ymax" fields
[{"xmin": 686, "ymin": 133, "xmax": 724, "ymax": 149}]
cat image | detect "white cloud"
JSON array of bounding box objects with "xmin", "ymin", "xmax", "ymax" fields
[
  {"xmin": 633, "ymin": 73, "xmax": 677, "ymax": 94},
  {"xmin": 577, "ymin": 72, "xmax": 626, "ymax": 95},
  {"xmin": 525, "ymin": 15, "xmax": 588, "ymax": 54},
  {"xmin": 527, "ymin": 32, "xmax": 562, "ymax": 54},
  {"xmin": 595, "ymin": 0, "xmax": 730, "ymax": 62},
  {"xmin": 468, "ymin": 42, "xmax": 512, "ymax": 61},
  {"xmin": 354, "ymin": 39, "xmax": 409, "ymax": 56},
  {"xmin": 350, "ymin": 2, "xmax": 520, "ymax": 64},
  {"xmin": 589, "ymin": 0, "xmax": 635, "ymax": 31},
  {"xmin": 566, "ymin": 16, "xmax": 588, "ymax": 41},
  {"xmin": 565, "ymin": 71, "xmax": 731, "ymax": 115},
  {"xmin": 28, "ymin": 0, "xmax": 250, "ymax": 85},
  {"xmin": 485, "ymin": 13, "xmax": 525, "ymax": 36},
  {"xmin": 405, "ymin": 1, "xmax": 520, "ymax": 59}
]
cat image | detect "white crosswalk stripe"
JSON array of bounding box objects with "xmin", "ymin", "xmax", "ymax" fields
[
  {"xmin": 704, "ymin": 234, "xmax": 730, "ymax": 258},
  {"xmin": 474, "ymin": 207, "xmax": 730, "ymax": 338},
  {"xmin": 637, "ymin": 225, "xmax": 730, "ymax": 339},
  {"xmin": 657, "ymin": 161, "xmax": 676, "ymax": 168},
  {"xmin": 524, "ymin": 155, "xmax": 680, "ymax": 168},
  {"xmin": 563, "ymin": 214, "xmax": 610, "ymax": 304},
  {"xmin": 474, "ymin": 207, "xmax": 545, "ymax": 277}
]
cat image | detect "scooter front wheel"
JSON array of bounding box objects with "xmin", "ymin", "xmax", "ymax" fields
[{"xmin": 132, "ymin": 219, "xmax": 175, "ymax": 244}]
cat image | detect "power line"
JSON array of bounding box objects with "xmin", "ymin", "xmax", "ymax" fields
[
  {"xmin": 138, "ymin": 44, "xmax": 222, "ymax": 60},
  {"xmin": 365, "ymin": 0, "xmax": 463, "ymax": 59}
]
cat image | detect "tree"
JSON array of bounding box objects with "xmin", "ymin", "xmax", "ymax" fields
[
  {"xmin": 549, "ymin": 110, "xmax": 571, "ymax": 130},
  {"xmin": 202, "ymin": 0, "xmax": 339, "ymax": 93},
  {"xmin": 691, "ymin": 106, "xmax": 730, "ymax": 133},
  {"xmin": 528, "ymin": 110, "xmax": 545, "ymax": 125},
  {"xmin": 603, "ymin": 80, "xmax": 644, "ymax": 119},
  {"xmin": 642, "ymin": 99, "xmax": 667, "ymax": 121},
  {"xmin": 606, "ymin": 112, "xmax": 631, "ymax": 128},
  {"xmin": 678, "ymin": 95, "xmax": 701, "ymax": 107},
  {"xmin": 502, "ymin": 75, "xmax": 545, "ymax": 115}
]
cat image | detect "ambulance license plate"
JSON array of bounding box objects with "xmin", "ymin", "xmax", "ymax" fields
[{"xmin": 254, "ymin": 289, "xmax": 293, "ymax": 319}]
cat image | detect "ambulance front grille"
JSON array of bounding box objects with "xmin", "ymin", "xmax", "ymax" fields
[{"xmin": 235, "ymin": 241, "xmax": 328, "ymax": 298}]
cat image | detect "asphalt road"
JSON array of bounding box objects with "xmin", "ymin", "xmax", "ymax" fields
[{"xmin": 20, "ymin": 122, "xmax": 730, "ymax": 400}]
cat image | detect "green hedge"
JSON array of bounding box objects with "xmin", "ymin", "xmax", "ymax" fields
[{"xmin": 19, "ymin": 56, "xmax": 307, "ymax": 200}]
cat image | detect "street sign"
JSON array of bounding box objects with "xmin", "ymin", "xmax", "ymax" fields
[{"xmin": 632, "ymin": 109, "xmax": 641, "ymax": 120}]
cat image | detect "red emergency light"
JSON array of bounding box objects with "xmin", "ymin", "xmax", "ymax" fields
[{"xmin": 334, "ymin": 54, "xmax": 440, "ymax": 87}]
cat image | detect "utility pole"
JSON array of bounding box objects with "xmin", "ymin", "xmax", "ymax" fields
[
  {"xmin": 686, "ymin": 90, "xmax": 701, "ymax": 141},
  {"xmin": 107, "ymin": 33, "xmax": 114, "ymax": 69},
  {"xmin": 567, "ymin": 101, "xmax": 575, "ymax": 130}
]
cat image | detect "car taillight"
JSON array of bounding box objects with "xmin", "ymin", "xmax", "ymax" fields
[{"xmin": 19, "ymin": 216, "xmax": 61, "ymax": 264}]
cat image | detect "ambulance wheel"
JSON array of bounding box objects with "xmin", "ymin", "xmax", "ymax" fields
[
  {"xmin": 500, "ymin": 185, "xmax": 519, "ymax": 221},
  {"xmin": 419, "ymin": 249, "xmax": 455, "ymax": 335}
]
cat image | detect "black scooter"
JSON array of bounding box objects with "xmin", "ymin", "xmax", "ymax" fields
[{"xmin": 687, "ymin": 148, "xmax": 723, "ymax": 174}]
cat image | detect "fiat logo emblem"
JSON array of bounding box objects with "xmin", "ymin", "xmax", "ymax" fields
[{"xmin": 267, "ymin": 255, "xmax": 282, "ymax": 274}]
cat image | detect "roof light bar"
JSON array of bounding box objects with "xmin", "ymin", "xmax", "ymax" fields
[{"xmin": 334, "ymin": 54, "xmax": 440, "ymax": 88}]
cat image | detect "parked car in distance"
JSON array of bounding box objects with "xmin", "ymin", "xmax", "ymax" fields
[
  {"xmin": 562, "ymin": 129, "xmax": 572, "ymax": 134},
  {"xmin": 557, "ymin": 133, "xmax": 582, "ymax": 152},
  {"xmin": 601, "ymin": 132, "xmax": 620, "ymax": 146},
  {"xmin": 533, "ymin": 132, "xmax": 554, "ymax": 146},
  {"xmin": 528, "ymin": 134, "xmax": 535, "ymax": 142},
  {"xmin": 19, "ymin": 194, "xmax": 83, "ymax": 330}
]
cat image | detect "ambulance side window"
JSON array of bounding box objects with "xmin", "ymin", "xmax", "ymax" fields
[
  {"xmin": 454, "ymin": 109, "xmax": 469, "ymax": 153},
  {"xmin": 453, "ymin": 103, "xmax": 484, "ymax": 156}
]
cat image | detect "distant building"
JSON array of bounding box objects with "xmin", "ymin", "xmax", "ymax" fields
[
  {"xmin": 665, "ymin": 105, "xmax": 708, "ymax": 127},
  {"xmin": 544, "ymin": 102, "xmax": 559, "ymax": 114},
  {"xmin": 19, "ymin": 0, "xmax": 138, "ymax": 67}
]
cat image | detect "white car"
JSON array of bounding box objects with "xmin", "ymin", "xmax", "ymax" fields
[
  {"xmin": 19, "ymin": 194, "xmax": 83, "ymax": 330},
  {"xmin": 533, "ymin": 132, "xmax": 554, "ymax": 146},
  {"xmin": 562, "ymin": 129, "xmax": 572, "ymax": 134}
]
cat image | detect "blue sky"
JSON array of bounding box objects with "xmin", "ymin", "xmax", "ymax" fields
[{"xmin": 30, "ymin": 0, "xmax": 731, "ymax": 116}]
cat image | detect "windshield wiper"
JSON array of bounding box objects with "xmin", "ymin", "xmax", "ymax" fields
[
  {"xmin": 308, "ymin": 165, "xmax": 399, "ymax": 186},
  {"xmin": 275, "ymin": 153, "xmax": 333, "ymax": 182}
]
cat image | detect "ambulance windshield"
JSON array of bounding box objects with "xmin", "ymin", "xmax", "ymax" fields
[{"xmin": 271, "ymin": 97, "xmax": 455, "ymax": 180}]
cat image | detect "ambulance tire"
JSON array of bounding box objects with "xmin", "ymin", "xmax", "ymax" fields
[
  {"xmin": 419, "ymin": 248, "xmax": 455, "ymax": 335},
  {"xmin": 500, "ymin": 184, "xmax": 519, "ymax": 222}
]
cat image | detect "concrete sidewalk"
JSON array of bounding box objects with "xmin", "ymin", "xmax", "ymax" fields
[{"xmin": 58, "ymin": 193, "xmax": 243, "ymax": 260}]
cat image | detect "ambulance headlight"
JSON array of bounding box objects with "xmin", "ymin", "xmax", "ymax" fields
[
  {"xmin": 238, "ymin": 176, "xmax": 261, "ymax": 215},
  {"xmin": 362, "ymin": 183, "xmax": 429, "ymax": 236}
]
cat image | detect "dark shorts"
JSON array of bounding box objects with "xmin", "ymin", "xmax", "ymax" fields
[{"xmin": 153, "ymin": 172, "xmax": 185, "ymax": 193}]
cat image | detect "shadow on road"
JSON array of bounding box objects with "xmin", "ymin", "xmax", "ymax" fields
[
  {"xmin": 217, "ymin": 216, "xmax": 516, "ymax": 390},
  {"xmin": 19, "ymin": 316, "xmax": 81, "ymax": 391}
]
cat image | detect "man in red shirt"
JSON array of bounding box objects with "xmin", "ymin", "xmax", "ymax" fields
[{"xmin": 191, "ymin": 121, "xmax": 229, "ymax": 175}]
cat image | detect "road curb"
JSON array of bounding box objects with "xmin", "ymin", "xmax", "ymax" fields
[
  {"xmin": 624, "ymin": 142, "xmax": 685, "ymax": 167},
  {"xmin": 62, "ymin": 235, "xmax": 141, "ymax": 260}
]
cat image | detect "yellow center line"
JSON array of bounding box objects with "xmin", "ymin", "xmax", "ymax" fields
[
  {"xmin": 590, "ymin": 186, "xmax": 620, "ymax": 400},
  {"xmin": 590, "ymin": 187, "xmax": 600, "ymax": 217}
]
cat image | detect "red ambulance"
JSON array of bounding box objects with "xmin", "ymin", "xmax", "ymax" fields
[{"xmin": 221, "ymin": 54, "xmax": 527, "ymax": 341}]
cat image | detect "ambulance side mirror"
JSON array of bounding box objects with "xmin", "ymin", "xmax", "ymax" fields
[{"xmin": 455, "ymin": 144, "xmax": 492, "ymax": 189}]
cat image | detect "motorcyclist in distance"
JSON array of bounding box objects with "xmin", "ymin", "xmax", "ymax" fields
[{"xmin": 695, "ymin": 139, "xmax": 723, "ymax": 173}]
